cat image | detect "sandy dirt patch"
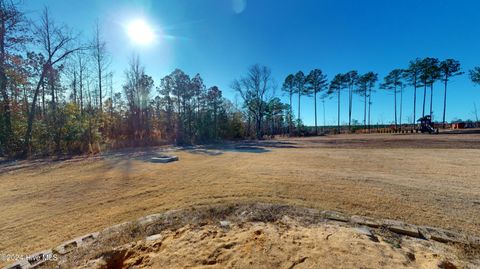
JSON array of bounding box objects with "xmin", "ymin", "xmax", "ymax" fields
[{"xmin": 52, "ymin": 204, "xmax": 478, "ymax": 269}]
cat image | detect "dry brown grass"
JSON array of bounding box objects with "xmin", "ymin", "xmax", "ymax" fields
[{"xmin": 0, "ymin": 133, "xmax": 479, "ymax": 267}]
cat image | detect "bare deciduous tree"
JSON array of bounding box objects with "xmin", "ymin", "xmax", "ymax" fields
[
  {"xmin": 232, "ymin": 64, "xmax": 275, "ymax": 139},
  {"xmin": 92, "ymin": 20, "xmax": 109, "ymax": 111},
  {"xmin": 24, "ymin": 7, "xmax": 85, "ymax": 155}
]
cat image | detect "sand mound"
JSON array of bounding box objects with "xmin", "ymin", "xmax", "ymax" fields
[
  {"xmin": 79, "ymin": 218, "xmax": 470, "ymax": 269},
  {"xmin": 12, "ymin": 204, "xmax": 478, "ymax": 269}
]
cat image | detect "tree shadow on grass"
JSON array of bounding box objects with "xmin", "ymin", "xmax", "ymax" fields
[
  {"xmin": 0, "ymin": 140, "xmax": 299, "ymax": 173},
  {"xmin": 243, "ymin": 140, "xmax": 299, "ymax": 149},
  {"xmin": 184, "ymin": 148, "xmax": 224, "ymax": 156},
  {"xmin": 222, "ymin": 145, "xmax": 270, "ymax": 153}
]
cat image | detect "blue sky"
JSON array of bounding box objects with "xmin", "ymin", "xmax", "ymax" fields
[{"xmin": 23, "ymin": 0, "xmax": 480, "ymax": 125}]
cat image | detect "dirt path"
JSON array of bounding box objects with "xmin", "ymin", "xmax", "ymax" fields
[{"xmin": 1, "ymin": 133, "xmax": 479, "ymax": 267}]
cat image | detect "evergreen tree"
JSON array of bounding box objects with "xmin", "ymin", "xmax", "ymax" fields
[{"xmin": 305, "ymin": 69, "xmax": 328, "ymax": 135}]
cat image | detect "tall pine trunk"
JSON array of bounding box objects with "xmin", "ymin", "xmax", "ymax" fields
[
  {"xmin": 322, "ymin": 99, "xmax": 326, "ymax": 132},
  {"xmin": 413, "ymin": 80, "xmax": 417, "ymax": 126},
  {"xmin": 422, "ymin": 82, "xmax": 427, "ymax": 117},
  {"xmin": 442, "ymin": 77, "xmax": 448, "ymax": 128},
  {"xmin": 297, "ymin": 90, "xmax": 301, "ymax": 124},
  {"xmin": 368, "ymin": 87, "xmax": 372, "ymax": 132},
  {"xmin": 400, "ymin": 86, "xmax": 403, "ymax": 130},
  {"xmin": 289, "ymin": 91, "xmax": 292, "ymax": 136},
  {"xmin": 337, "ymin": 90, "xmax": 340, "ymax": 132},
  {"xmin": 348, "ymin": 85, "xmax": 352, "ymax": 129},
  {"xmin": 314, "ymin": 90, "xmax": 317, "ymax": 135},
  {"xmin": 412, "ymin": 78, "xmax": 417, "ymax": 126},
  {"xmin": 394, "ymin": 85, "xmax": 397, "ymax": 129},
  {"xmin": 430, "ymin": 83, "xmax": 434, "ymax": 117},
  {"xmin": 363, "ymin": 91, "xmax": 367, "ymax": 129}
]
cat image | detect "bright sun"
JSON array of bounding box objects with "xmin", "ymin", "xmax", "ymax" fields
[{"xmin": 127, "ymin": 19, "xmax": 154, "ymax": 45}]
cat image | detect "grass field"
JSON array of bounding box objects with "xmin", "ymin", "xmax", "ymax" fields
[{"xmin": 1, "ymin": 132, "xmax": 479, "ymax": 265}]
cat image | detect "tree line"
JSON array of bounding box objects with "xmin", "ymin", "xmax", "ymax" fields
[
  {"xmin": 1, "ymin": 1, "xmax": 480, "ymax": 158},
  {"xmin": 0, "ymin": 1, "xmax": 252, "ymax": 157},
  {"xmin": 281, "ymin": 57, "xmax": 480, "ymax": 135}
]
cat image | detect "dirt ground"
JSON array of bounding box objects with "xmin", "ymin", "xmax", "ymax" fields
[
  {"xmin": 78, "ymin": 218, "xmax": 474, "ymax": 269},
  {"xmin": 1, "ymin": 133, "xmax": 479, "ymax": 267}
]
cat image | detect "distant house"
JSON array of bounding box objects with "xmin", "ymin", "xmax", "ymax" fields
[
  {"xmin": 451, "ymin": 122, "xmax": 476, "ymax": 129},
  {"xmin": 451, "ymin": 122, "xmax": 466, "ymax": 129}
]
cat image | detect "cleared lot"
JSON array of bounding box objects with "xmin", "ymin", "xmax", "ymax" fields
[{"xmin": 0, "ymin": 133, "xmax": 479, "ymax": 264}]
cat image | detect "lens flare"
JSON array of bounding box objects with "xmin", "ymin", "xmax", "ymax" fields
[
  {"xmin": 127, "ymin": 19, "xmax": 155, "ymax": 45},
  {"xmin": 232, "ymin": 0, "xmax": 247, "ymax": 14}
]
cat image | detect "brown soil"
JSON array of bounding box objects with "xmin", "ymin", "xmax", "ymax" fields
[{"xmin": 1, "ymin": 133, "xmax": 479, "ymax": 267}]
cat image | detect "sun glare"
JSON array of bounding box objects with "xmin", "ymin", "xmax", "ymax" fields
[{"xmin": 127, "ymin": 19, "xmax": 155, "ymax": 45}]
